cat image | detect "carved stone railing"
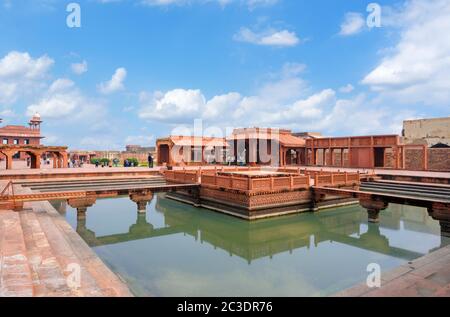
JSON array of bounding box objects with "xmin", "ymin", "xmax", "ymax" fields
[
  {"xmin": 164, "ymin": 170, "xmax": 200, "ymax": 184},
  {"xmin": 201, "ymin": 173, "xmax": 310, "ymax": 195},
  {"xmin": 314, "ymin": 172, "xmax": 360, "ymax": 187}
]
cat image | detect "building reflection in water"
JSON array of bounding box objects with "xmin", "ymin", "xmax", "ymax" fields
[{"xmin": 59, "ymin": 193, "xmax": 449, "ymax": 264}]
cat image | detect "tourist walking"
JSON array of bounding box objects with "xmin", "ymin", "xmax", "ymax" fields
[{"xmin": 148, "ymin": 154, "xmax": 153, "ymax": 168}]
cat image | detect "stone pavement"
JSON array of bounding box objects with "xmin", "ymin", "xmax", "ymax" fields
[
  {"xmin": 1, "ymin": 164, "xmax": 448, "ymax": 179},
  {"xmin": 298, "ymin": 166, "xmax": 450, "ymax": 180},
  {"xmin": 334, "ymin": 244, "xmax": 450, "ymax": 297}
]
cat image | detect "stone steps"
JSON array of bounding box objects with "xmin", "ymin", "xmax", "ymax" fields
[
  {"xmin": 39, "ymin": 201, "xmax": 132, "ymax": 296},
  {"xmin": 1, "ymin": 183, "xmax": 132, "ymax": 297},
  {"xmin": 0, "ymin": 211, "xmax": 34, "ymax": 297},
  {"xmin": 29, "ymin": 203, "xmax": 106, "ymax": 296},
  {"xmin": 19, "ymin": 209, "xmax": 74, "ymax": 296}
]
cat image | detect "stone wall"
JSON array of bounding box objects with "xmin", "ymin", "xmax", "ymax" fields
[
  {"xmin": 404, "ymin": 148, "xmax": 450, "ymax": 171},
  {"xmin": 405, "ymin": 149, "xmax": 424, "ymax": 171},
  {"xmin": 200, "ymin": 187, "xmax": 311, "ymax": 210},
  {"xmin": 403, "ymin": 117, "xmax": 450, "ymax": 146},
  {"xmin": 428, "ymin": 148, "xmax": 450, "ymax": 171}
]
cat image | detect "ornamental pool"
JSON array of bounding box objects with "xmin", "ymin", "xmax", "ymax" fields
[{"xmin": 54, "ymin": 194, "xmax": 449, "ymax": 297}]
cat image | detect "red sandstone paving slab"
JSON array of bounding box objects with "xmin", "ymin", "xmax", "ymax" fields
[
  {"xmin": 409, "ymin": 254, "xmax": 450, "ymax": 279},
  {"xmin": 0, "ymin": 211, "xmax": 34, "ymax": 297},
  {"xmin": 20, "ymin": 211, "xmax": 74, "ymax": 297},
  {"xmin": 332, "ymin": 282, "xmax": 373, "ymax": 297},
  {"xmin": 381, "ymin": 265, "xmax": 414, "ymax": 283},
  {"xmin": 299, "ymin": 166, "xmax": 450, "ymax": 179},
  {"xmin": 362, "ymin": 273, "xmax": 426, "ymax": 297},
  {"xmin": 335, "ymin": 244, "xmax": 450, "ymax": 297},
  {"xmin": 424, "ymin": 267, "xmax": 450, "ymax": 287},
  {"xmin": 406, "ymin": 248, "xmax": 450, "ymax": 270}
]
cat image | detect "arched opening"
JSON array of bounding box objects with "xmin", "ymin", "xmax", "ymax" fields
[
  {"xmin": 158, "ymin": 144, "xmax": 170, "ymax": 165},
  {"xmin": 0, "ymin": 146, "xmax": 67, "ymax": 170}
]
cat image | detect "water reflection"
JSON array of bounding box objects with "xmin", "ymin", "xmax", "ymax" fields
[
  {"xmin": 71, "ymin": 195, "xmax": 446, "ymax": 262},
  {"xmin": 57, "ymin": 194, "xmax": 449, "ymax": 296}
]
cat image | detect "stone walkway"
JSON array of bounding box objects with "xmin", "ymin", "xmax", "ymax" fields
[
  {"xmin": 0, "ymin": 184, "xmax": 133, "ymax": 297},
  {"xmin": 334, "ymin": 244, "xmax": 450, "ymax": 297},
  {"xmin": 297, "ymin": 166, "xmax": 450, "ymax": 179}
]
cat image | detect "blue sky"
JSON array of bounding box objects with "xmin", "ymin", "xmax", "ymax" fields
[{"xmin": 0, "ymin": 0, "xmax": 449, "ymax": 150}]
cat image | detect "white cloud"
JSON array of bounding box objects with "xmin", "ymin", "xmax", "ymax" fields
[
  {"xmin": 234, "ymin": 27, "xmax": 300, "ymax": 47},
  {"xmin": 111, "ymin": 0, "xmax": 278, "ymax": 10},
  {"xmin": 0, "ymin": 51, "xmax": 54, "ymax": 104},
  {"xmin": 98, "ymin": 67, "xmax": 127, "ymax": 94},
  {"xmin": 139, "ymin": 89, "xmax": 206, "ymax": 122},
  {"xmin": 138, "ymin": 63, "xmax": 407, "ymax": 135},
  {"xmin": 0, "ymin": 51, "xmax": 53, "ymax": 79},
  {"xmin": 339, "ymin": 84, "xmax": 354, "ymax": 93},
  {"xmin": 26, "ymin": 78, "xmax": 105, "ymax": 120},
  {"xmin": 339, "ymin": 12, "xmax": 365, "ymax": 36},
  {"xmin": 362, "ymin": 0, "xmax": 450, "ymax": 106},
  {"xmin": 71, "ymin": 60, "xmax": 88, "ymax": 75}
]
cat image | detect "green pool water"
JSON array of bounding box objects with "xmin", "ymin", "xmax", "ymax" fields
[{"xmin": 55, "ymin": 194, "xmax": 449, "ymax": 297}]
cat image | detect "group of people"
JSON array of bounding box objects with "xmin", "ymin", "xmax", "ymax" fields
[
  {"xmin": 67, "ymin": 154, "xmax": 154, "ymax": 168},
  {"xmin": 91, "ymin": 154, "xmax": 154, "ymax": 168}
]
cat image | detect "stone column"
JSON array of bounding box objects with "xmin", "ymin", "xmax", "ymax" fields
[
  {"xmin": 322, "ymin": 149, "xmax": 326, "ymax": 166},
  {"xmin": 3, "ymin": 151, "xmax": 14, "ymax": 170},
  {"xmin": 61, "ymin": 152, "xmax": 68, "ymax": 168},
  {"xmin": 249, "ymin": 138, "xmax": 258, "ymax": 166},
  {"xmin": 311, "ymin": 191, "xmax": 325, "ymax": 212},
  {"xmin": 423, "ymin": 145, "xmax": 428, "ymax": 171},
  {"xmin": 190, "ymin": 187, "xmax": 201, "ymax": 207},
  {"xmin": 29, "ymin": 151, "xmax": 42, "ymax": 169},
  {"xmin": 68, "ymin": 197, "xmax": 97, "ymax": 220},
  {"xmin": 130, "ymin": 192, "xmax": 154, "ymax": 213},
  {"xmin": 52, "ymin": 153, "xmax": 59, "ymax": 168},
  {"xmin": 360, "ymin": 199, "xmax": 389, "ymax": 223}
]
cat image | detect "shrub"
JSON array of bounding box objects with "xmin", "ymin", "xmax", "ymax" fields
[
  {"xmin": 126, "ymin": 158, "xmax": 139, "ymax": 167},
  {"xmin": 99, "ymin": 158, "xmax": 110, "ymax": 165}
]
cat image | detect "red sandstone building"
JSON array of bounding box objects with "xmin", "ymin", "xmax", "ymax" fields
[
  {"xmin": 0, "ymin": 114, "xmax": 43, "ymax": 157},
  {"xmin": 157, "ymin": 136, "xmax": 229, "ymax": 167},
  {"xmin": 156, "ymin": 129, "xmax": 306, "ymax": 167},
  {"xmin": 156, "ymin": 125, "xmax": 449, "ymax": 171},
  {"xmin": 227, "ymin": 128, "xmax": 306, "ymax": 166},
  {"xmin": 0, "ymin": 114, "xmax": 68, "ymax": 170}
]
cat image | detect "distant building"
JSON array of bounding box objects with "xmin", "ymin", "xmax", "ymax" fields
[
  {"xmin": 0, "ymin": 114, "xmax": 68, "ymax": 169},
  {"xmin": 69, "ymin": 145, "xmax": 156, "ymax": 165},
  {"xmin": 0, "ymin": 114, "xmax": 44, "ymax": 159},
  {"xmin": 403, "ymin": 117, "xmax": 450, "ymax": 147},
  {"xmin": 125, "ymin": 145, "xmax": 155, "ymax": 153}
]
